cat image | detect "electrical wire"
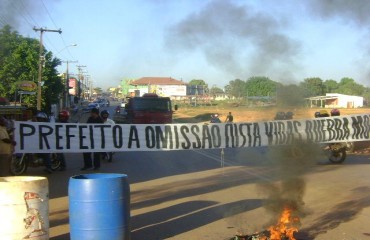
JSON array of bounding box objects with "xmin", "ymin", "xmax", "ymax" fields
[
  {"xmin": 39, "ymin": 0, "xmax": 76, "ymax": 61},
  {"xmin": 0, "ymin": 16, "xmax": 7, "ymax": 26},
  {"xmin": 18, "ymin": 0, "xmax": 40, "ymax": 28},
  {"xmin": 8, "ymin": 0, "xmax": 39, "ymax": 39},
  {"xmin": 40, "ymin": 0, "xmax": 58, "ymax": 29}
]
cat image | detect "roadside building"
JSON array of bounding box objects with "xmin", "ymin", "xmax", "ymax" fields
[
  {"xmin": 127, "ymin": 77, "xmax": 187, "ymax": 97},
  {"xmin": 306, "ymin": 93, "xmax": 364, "ymax": 108}
]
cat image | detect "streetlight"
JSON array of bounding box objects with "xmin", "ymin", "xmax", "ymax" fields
[{"xmin": 57, "ymin": 43, "xmax": 77, "ymax": 54}]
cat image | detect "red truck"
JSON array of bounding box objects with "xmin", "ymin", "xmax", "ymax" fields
[{"xmin": 118, "ymin": 93, "xmax": 177, "ymax": 124}]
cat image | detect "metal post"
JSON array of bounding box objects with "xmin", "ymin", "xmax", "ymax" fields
[
  {"xmin": 65, "ymin": 61, "xmax": 69, "ymax": 108},
  {"xmin": 63, "ymin": 60, "xmax": 78, "ymax": 108}
]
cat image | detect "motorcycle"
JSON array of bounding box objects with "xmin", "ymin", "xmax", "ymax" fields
[
  {"xmin": 327, "ymin": 142, "xmax": 347, "ymax": 164},
  {"xmin": 279, "ymin": 111, "xmax": 348, "ymax": 164},
  {"xmin": 10, "ymin": 153, "xmax": 62, "ymax": 175},
  {"xmin": 210, "ymin": 114, "xmax": 221, "ymax": 123}
]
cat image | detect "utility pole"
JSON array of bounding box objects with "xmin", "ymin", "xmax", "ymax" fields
[
  {"xmin": 77, "ymin": 65, "xmax": 87, "ymax": 101},
  {"xmin": 62, "ymin": 60, "xmax": 78, "ymax": 108},
  {"xmin": 33, "ymin": 27, "xmax": 62, "ymax": 111},
  {"xmin": 83, "ymin": 74, "xmax": 90, "ymax": 100},
  {"xmin": 89, "ymin": 78, "xmax": 94, "ymax": 100}
]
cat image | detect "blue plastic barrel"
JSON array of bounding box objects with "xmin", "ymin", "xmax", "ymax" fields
[{"xmin": 68, "ymin": 173, "xmax": 130, "ymax": 240}]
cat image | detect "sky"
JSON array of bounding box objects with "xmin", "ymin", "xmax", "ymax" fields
[{"xmin": 1, "ymin": 0, "xmax": 370, "ymax": 90}]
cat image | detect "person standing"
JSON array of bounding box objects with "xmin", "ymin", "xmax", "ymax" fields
[
  {"xmin": 34, "ymin": 112, "xmax": 54, "ymax": 173},
  {"xmin": 100, "ymin": 110, "xmax": 115, "ymax": 125},
  {"xmin": 81, "ymin": 108, "xmax": 104, "ymax": 170},
  {"xmin": 0, "ymin": 116, "xmax": 16, "ymax": 177},
  {"xmin": 56, "ymin": 110, "xmax": 70, "ymax": 171},
  {"xmin": 225, "ymin": 112, "xmax": 234, "ymax": 122},
  {"xmin": 100, "ymin": 110, "xmax": 115, "ymax": 162}
]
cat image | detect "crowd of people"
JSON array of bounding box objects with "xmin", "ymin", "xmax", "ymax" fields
[
  {"xmin": 2, "ymin": 108, "xmax": 236, "ymax": 176},
  {"xmin": 0, "ymin": 106, "xmax": 117, "ymax": 176}
]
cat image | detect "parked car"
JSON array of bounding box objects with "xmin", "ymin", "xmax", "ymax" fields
[
  {"xmin": 96, "ymin": 98, "xmax": 109, "ymax": 107},
  {"xmin": 83, "ymin": 102, "xmax": 100, "ymax": 112}
]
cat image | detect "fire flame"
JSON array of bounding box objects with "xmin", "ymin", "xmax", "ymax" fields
[{"xmin": 268, "ymin": 207, "xmax": 299, "ymax": 240}]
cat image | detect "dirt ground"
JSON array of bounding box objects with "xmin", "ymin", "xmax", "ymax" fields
[
  {"xmin": 46, "ymin": 105, "xmax": 369, "ymax": 240},
  {"xmin": 174, "ymin": 105, "xmax": 369, "ymax": 123}
]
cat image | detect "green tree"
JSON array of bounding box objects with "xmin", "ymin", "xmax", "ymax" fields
[
  {"xmin": 227, "ymin": 79, "xmax": 246, "ymax": 98},
  {"xmin": 299, "ymin": 77, "xmax": 325, "ymax": 97},
  {"xmin": 188, "ymin": 79, "xmax": 208, "ymax": 95},
  {"xmin": 245, "ymin": 76, "xmax": 277, "ymax": 97},
  {"xmin": 0, "ymin": 25, "xmax": 63, "ymax": 111},
  {"xmin": 337, "ymin": 77, "xmax": 365, "ymax": 96},
  {"xmin": 224, "ymin": 84, "xmax": 231, "ymax": 95},
  {"xmin": 209, "ymin": 85, "xmax": 224, "ymax": 97},
  {"xmin": 188, "ymin": 79, "xmax": 206, "ymax": 86},
  {"xmin": 323, "ymin": 79, "xmax": 339, "ymax": 93},
  {"xmin": 42, "ymin": 51, "xmax": 64, "ymax": 111},
  {"xmin": 363, "ymin": 87, "xmax": 370, "ymax": 106}
]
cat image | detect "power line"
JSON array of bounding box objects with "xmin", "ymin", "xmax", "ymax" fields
[
  {"xmin": 0, "ymin": 16, "xmax": 7, "ymax": 26},
  {"xmin": 39, "ymin": 0, "xmax": 77, "ymax": 61},
  {"xmin": 18, "ymin": 0, "xmax": 40, "ymax": 28},
  {"xmin": 40, "ymin": 0, "xmax": 58, "ymax": 29}
]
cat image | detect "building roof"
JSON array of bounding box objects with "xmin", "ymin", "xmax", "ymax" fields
[
  {"xmin": 305, "ymin": 96, "xmax": 338, "ymax": 101},
  {"xmin": 131, "ymin": 77, "xmax": 186, "ymax": 86},
  {"xmin": 305, "ymin": 93, "xmax": 363, "ymax": 101}
]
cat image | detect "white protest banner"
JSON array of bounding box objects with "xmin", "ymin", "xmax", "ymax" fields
[{"xmin": 14, "ymin": 114, "xmax": 369, "ymax": 153}]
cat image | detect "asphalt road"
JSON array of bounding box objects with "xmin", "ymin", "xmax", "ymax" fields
[
  {"xmin": 21, "ymin": 142, "xmax": 370, "ymax": 240},
  {"xmin": 20, "ymin": 103, "xmax": 370, "ymax": 240}
]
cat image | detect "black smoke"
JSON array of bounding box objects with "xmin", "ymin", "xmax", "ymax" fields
[
  {"xmin": 0, "ymin": 0, "xmax": 43, "ymax": 29},
  {"xmin": 308, "ymin": 0, "xmax": 370, "ymax": 26},
  {"xmin": 257, "ymin": 141, "xmax": 324, "ymax": 230},
  {"xmin": 165, "ymin": 0, "xmax": 301, "ymax": 81}
]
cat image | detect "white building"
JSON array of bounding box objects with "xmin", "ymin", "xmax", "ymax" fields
[
  {"xmin": 307, "ymin": 93, "xmax": 364, "ymax": 108},
  {"xmin": 129, "ymin": 77, "xmax": 187, "ymax": 97}
]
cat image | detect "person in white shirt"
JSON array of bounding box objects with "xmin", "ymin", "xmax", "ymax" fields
[{"xmin": 100, "ymin": 110, "xmax": 115, "ymax": 125}]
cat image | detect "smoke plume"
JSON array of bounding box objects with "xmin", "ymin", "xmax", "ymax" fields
[
  {"xmin": 165, "ymin": 0, "xmax": 301, "ymax": 80},
  {"xmin": 308, "ymin": 0, "xmax": 370, "ymax": 26},
  {"xmin": 0, "ymin": 0, "xmax": 52, "ymax": 30},
  {"xmin": 257, "ymin": 141, "xmax": 324, "ymax": 229}
]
